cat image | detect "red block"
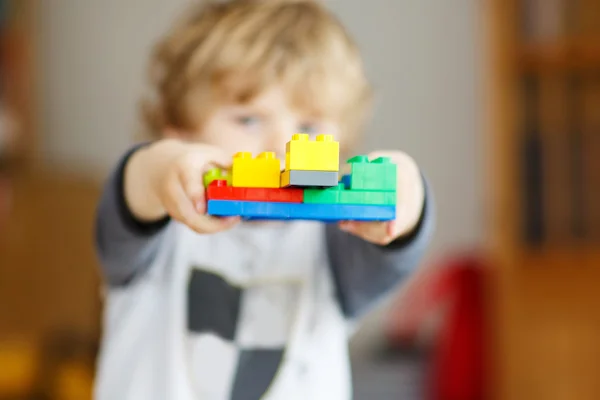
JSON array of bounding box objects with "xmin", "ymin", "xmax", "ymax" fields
[{"xmin": 207, "ymin": 180, "xmax": 304, "ymax": 203}]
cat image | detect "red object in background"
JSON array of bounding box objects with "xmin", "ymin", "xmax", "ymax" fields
[
  {"xmin": 386, "ymin": 254, "xmax": 489, "ymax": 400},
  {"xmin": 207, "ymin": 179, "xmax": 304, "ymax": 203}
]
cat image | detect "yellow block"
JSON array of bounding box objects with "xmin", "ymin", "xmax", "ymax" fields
[
  {"xmin": 285, "ymin": 133, "xmax": 339, "ymax": 172},
  {"xmin": 232, "ymin": 152, "xmax": 281, "ymax": 188}
]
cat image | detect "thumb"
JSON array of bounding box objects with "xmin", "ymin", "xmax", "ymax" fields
[
  {"xmin": 200, "ymin": 146, "xmax": 234, "ymax": 171},
  {"xmin": 177, "ymin": 167, "xmax": 207, "ymax": 214}
]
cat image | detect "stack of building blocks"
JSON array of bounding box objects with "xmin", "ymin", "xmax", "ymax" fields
[{"xmin": 204, "ymin": 134, "xmax": 397, "ymax": 221}]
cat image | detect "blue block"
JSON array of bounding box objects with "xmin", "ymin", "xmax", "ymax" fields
[
  {"xmin": 341, "ymin": 174, "xmax": 351, "ymax": 189},
  {"xmin": 207, "ymin": 200, "xmax": 395, "ymax": 221}
]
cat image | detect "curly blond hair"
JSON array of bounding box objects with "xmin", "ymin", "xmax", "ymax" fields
[{"xmin": 139, "ymin": 0, "xmax": 372, "ymax": 152}]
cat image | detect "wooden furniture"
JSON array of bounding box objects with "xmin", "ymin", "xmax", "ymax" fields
[
  {"xmin": 0, "ymin": 0, "xmax": 36, "ymax": 163},
  {"xmin": 484, "ymin": 1, "xmax": 600, "ymax": 399},
  {"xmin": 0, "ymin": 2, "xmax": 101, "ymax": 398}
]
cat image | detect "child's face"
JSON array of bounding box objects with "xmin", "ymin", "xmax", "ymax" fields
[{"xmin": 186, "ymin": 86, "xmax": 341, "ymax": 163}]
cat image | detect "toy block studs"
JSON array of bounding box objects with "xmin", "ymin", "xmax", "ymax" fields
[
  {"xmin": 292, "ymin": 133, "xmax": 309, "ymax": 141},
  {"xmin": 347, "ymin": 155, "xmax": 369, "ymax": 163},
  {"xmin": 204, "ymin": 167, "xmax": 231, "ymax": 188},
  {"xmin": 232, "ymin": 151, "xmax": 281, "ymax": 188},
  {"xmin": 316, "ymin": 134, "xmax": 334, "ymax": 143},
  {"xmin": 258, "ymin": 152, "xmax": 277, "ymax": 160}
]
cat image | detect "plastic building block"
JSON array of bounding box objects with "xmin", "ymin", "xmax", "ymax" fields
[
  {"xmin": 345, "ymin": 156, "xmax": 396, "ymax": 191},
  {"xmin": 232, "ymin": 152, "xmax": 281, "ymax": 188},
  {"xmin": 285, "ymin": 134, "xmax": 339, "ymax": 172},
  {"xmin": 340, "ymin": 174, "xmax": 351, "ymax": 190},
  {"xmin": 280, "ymin": 170, "xmax": 339, "ymax": 188},
  {"xmin": 207, "ymin": 200, "xmax": 395, "ymax": 221},
  {"xmin": 303, "ymin": 183, "xmax": 396, "ymax": 206},
  {"xmin": 204, "ymin": 168, "xmax": 231, "ymax": 188},
  {"xmin": 207, "ymin": 180, "xmax": 303, "ymax": 203}
]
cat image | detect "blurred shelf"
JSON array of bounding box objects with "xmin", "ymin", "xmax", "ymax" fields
[
  {"xmin": 487, "ymin": 1, "xmax": 600, "ymax": 397},
  {"xmin": 518, "ymin": 38, "xmax": 600, "ymax": 72},
  {"xmin": 518, "ymin": 245, "xmax": 600, "ymax": 268}
]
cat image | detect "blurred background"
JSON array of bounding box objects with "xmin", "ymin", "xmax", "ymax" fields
[{"xmin": 0, "ymin": 0, "xmax": 599, "ymax": 399}]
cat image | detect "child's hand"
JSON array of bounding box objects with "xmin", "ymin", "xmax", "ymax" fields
[
  {"xmin": 125, "ymin": 139, "xmax": 240, "ymax": 234},
  {"xmin": 338, "ymin": 151, "xmax": 425, "ymax": 245}
]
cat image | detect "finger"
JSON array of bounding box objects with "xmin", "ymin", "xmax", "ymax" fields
[
  {"xmin": 192, "ymin": 145, "xmax": 233, "ymax": 170},
  {"xmin": 368, "ymin": 150, "xmax": 424, "ymax": 237},
  {"xmin": 340, "ymin": 221, "xmax": 394, "ymax": 245},
  {"xmin": 177, "ymin": 167, "xmax": 206, "ymax": 213},
  {"xmin": 338, "ymin": 221, "xmax": 351, "ymax": 231},
  {"xmin": 206, "ymin": 151, "xmax": 234, "ymax": 170},
  {"xmin": 178, "ymin": 146, "xmax": 233, "ymax": 176},
  {"xmin": 343, "ymin": 221, "xmax": 388, "ymax": 237},
  {"xmin": 162, "ymin": 175, "xmax": 198, "ymax": 223},
  {"xmin": 167, "ymin": 177, "xmax": 239, "ymax": 234},
  {"xmin": 194, "ymin": 215, "xmax": 241, "ymax": 234},
  {"xmin": 387, "ymin": 219, "xmax": 400, "ymax": 238}
]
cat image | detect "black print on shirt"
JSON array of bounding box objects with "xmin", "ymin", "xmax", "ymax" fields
[{"xmin": 187, "ymin": 268, "xmax": 242, "ymax": 341}]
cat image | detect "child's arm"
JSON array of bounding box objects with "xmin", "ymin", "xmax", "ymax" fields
[
  {"xmin": 325, "ymin": 153, "xmax": 435, "ymax": 320},
  {"xmin": 95, "ymin": 139, "xmax": 238, "ymax": 286}
]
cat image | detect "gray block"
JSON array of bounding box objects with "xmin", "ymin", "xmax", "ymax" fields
[{"xmin": 280, "ymin": 170, "xmax": 339, "ymax": 187}]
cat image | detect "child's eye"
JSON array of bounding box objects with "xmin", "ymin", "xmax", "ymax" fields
[{"xmin": 236, "ymin": 115, "xmax": 261, "ymax": 126}]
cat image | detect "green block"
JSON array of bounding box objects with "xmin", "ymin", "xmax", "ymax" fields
[
  {"xmin": 348, "ymin": 190, "xmax": 396, "ymax": 206},
  {"xmin": 203, "ymin": 168, "xmax": 231, "ymax": 187},
  {"xmin": 303, "ymin": 184, "xmax": 344, "ymax": 204},
  {"xmin": 346, "ymin": 156, "xmax": 396, "ymax": 191},
  {"xmin": 304, "ymin": 184, "xmax": 396, "ymax": 206}
]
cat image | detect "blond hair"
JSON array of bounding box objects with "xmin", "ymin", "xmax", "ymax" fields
[{"xmin": 140, "ymin": 0, "xmax": 372, "ymax": 153}]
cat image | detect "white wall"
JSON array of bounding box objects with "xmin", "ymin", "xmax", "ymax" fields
[
  {"xmin": 37, "ymin": 0, "xmax": 190, "ymax": 174},
  {"xmin": 36, "ymin": 0, "xmax": 483, "ymax": 345}
]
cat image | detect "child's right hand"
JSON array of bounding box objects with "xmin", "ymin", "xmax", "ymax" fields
[{"xmin": 124, "ymin": 139, "xmax": 240, "ymax": 234}]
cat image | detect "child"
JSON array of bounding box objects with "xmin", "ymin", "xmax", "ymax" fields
[{"xmin": 94, "ymin": 0, "xmax": 434, "ymax": 399}]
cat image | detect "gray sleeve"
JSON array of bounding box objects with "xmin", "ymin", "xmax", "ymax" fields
[
  {"xmin": 325, "ymin": 175, "xmax": 435, "ymax": 319},
  {"xmin": 94, "ymin": 144, "xmax": 171, "ymax": 287}
]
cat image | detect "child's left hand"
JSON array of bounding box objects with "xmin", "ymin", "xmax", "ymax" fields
[{"xmin": 338, "ymin": 151, "xmax": 425, "ymax": 246}]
